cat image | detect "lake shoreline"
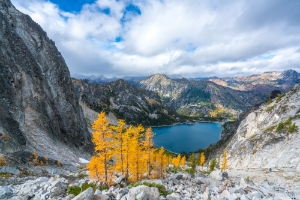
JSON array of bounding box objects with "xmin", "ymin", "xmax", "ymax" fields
[{"xmin": 150, "ymin": 120, "xmax": 225, "ymax": 128}]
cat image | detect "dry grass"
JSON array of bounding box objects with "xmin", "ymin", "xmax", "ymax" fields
[
  {"xmin": 0, "ymin": 155, "xmax": 6, "ymax": 166},
  {"xmin": 0, "ymin": 133, "xmax": 8, "ymax": 141},
  {"xmin": 77, "ymin": 164, "xmax": 87, "ymax": 169},
  {"xmin": 146, "ymin": 98, "xmax": 159, "ymax": 105}
]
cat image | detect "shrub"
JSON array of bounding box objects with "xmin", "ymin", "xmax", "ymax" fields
[
  {"xmin": 0, "ymin": 133, "xmax": 8, "ymax": 141},
  {"xmin": 67, "ymin": 182, "xmax": 107, "ymax": 196},
  {"xmin": 250, "ymin": 134, "xmax": 257, "ymax": 142},
  {"xmin": 209, "ymin": 159, "xmax": 217, "ymax": 171},
  {"xmin": 276, "ymin": 94, "xmax": 286, "ymax": 103},
  {"xmin": 276, "ymin": 122, "xmax": 284, "ymax": 132},
  {"xmin": 288, "ymin": 123, "xmax": 298, "ymax": 133},
  {"xmin": 78, "ymin": 173, "xmax": 88, "ymax": 179},
  {"xmin": 0, "ymin": 172, "xmax": 12, "ymax": 178},
  {"xmin": 264, "ymin": 125, "xmax": 276, "ymax": 133},
  {"xmin": 267, "ymin": 105, "xmax": 275, "ymax": 113},
  {"xmin": 0, "ymin": 155, "xmax": 6, "ymax": 166},
  {"xmin": 266, "ymin": 99, "xmax": 273, "ymax": 105}
]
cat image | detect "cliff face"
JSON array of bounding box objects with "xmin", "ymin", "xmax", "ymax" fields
[
  {"xmin": 72, "ymin": 79, "xmax": 181, "ymax": 126},
  {"xmin": 0, "ymin": 0, "xmax": 91, "ymax": 162},
  {"xmin": 223, "ymin": 85, "xmax": 300, "ymax": 171}
]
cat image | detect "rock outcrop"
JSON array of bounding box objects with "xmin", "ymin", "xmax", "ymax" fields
[
  {"xmin": 223, "ymin": 84, "xmax": 300, "ymax": 173},
  {"xmin": 0, "ymin": 0, "xmax": 91, "ymax": 163}
]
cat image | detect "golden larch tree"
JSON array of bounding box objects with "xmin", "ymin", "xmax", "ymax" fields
[
  {"xmin": 87, "ymin": 111, "xmax": 114, "ymax": 184},
  {"xmin": 143, "ymin": 128, "xmax": 155, "ymax": 177},
  {"xmin": 221, "ymin": 150, "xmax": 228, "ymax": 172},
  {"xmin": 180, "ymin": 156, "xmax": 186, "ymax": 167},
  {"xmin": 172, "ymin": 154, "xmax": 181, "ymax": 168},
  {"xmin": 200, "ymin": 152, "xmax": 205, "ymax": 169},
  {"xmin": 128, "ymin": 125, "xmax": 145, "ymax": 182},
  {"xmin": 111, "ymin": 119, "xmax": 126, "ymax": 175}
]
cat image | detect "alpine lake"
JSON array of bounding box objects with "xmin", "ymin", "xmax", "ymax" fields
[{"xmin": 152, "ymin": 122, "xmax": 223, "ymax": 153}]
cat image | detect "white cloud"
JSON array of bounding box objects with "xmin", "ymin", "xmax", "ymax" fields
[{"xmin": 11, "ymin": 0, "xmax": 300, "ymax": 77}]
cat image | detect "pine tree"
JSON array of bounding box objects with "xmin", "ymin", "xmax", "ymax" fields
[
  {"xmin": 221, "ymin": 150, "xmax": 228, "ymax": 172},
  {"xmin": 87, "ymin": 111, "xmax": 114, "ymax": 184},
  {"xmin": 143, "ymin": 128, "xmax": 155, "ymax": 177},
  {"xmin": 200, "ymin": 152, "xmax": 205, "ymax": 169}
]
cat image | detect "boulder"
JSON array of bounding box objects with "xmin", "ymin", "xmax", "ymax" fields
[
  {"xmin": 64, "ymin": 194, "xmax": 75, "ymax": 200},
  {"xmin": 0, "ymin": 186, "xmax": 13, "ymax": 199},
  {"xmin": 114, "ymin": 175, "xmax": 126, "ymax": 184},
  {"xmin": 71, "ymin": 187, "xmax": 94, "ymax": 200},
  {"xmin": 171, "ymin": 173, "xmax": 183, "ymax": 180},
  {"xmin": 166, "ymin": 193, "xmax": 181, "ymax": 200},
  {"xmin": 125, "ymin": 185, "xmax": 160, "ymax": 200},
  {"xmin": 0, "ymin": 166, "xmax": 20, "ymax": 175},
  {"xmin": 93, "ymin": 194, "xmax": 110, "ymax": 200},
  {"xmin": 209, "ymin": 171, "xmax": 222, "ymax": 181}
]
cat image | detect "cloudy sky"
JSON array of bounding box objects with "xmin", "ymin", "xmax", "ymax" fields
[{"xmin": 11, "ymin": 0, "xmax": 300, "ymax": 78}]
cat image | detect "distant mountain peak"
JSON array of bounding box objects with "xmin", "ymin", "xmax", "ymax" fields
[{"xmin": 280, "ymin": 69, "xmax": 299, "ymax": 81}]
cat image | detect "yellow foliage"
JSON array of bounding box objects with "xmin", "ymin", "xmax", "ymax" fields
[
  {"xmin": 221, "ymin": 150, "xmax": 228, "ymax": 172},
  {"xmin": 88, "ymin": 111, "xmax": 169, "ymax": 184},
  {"xmin": 0, "ymin": 155, "xmax": 6, "ymax": 166},
  {"xmin": 143, "ymin": 128, "xmax": 155, "ymax": 177},
  {"xmin": 180, "ymin": 156, "xmax": 186, "ymax": 167},
  {"xmin": 87, "ymin": 111, "xmax": 114, "ymax": 184},
  {"xmin": 210, "ymin": 105, "xmax": 226, "ymax": 118},
  {"xmin": 200, "ymin": 152, "xmax": 205, "ymax": 167},
  {"xmin": 171, "ymin": 154, "xmax": 181, "ymax": 168}
]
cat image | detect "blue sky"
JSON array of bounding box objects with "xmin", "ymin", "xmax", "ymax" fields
[{"xmin": 11, "ymin": 0, "xmax": 300, "ymax": 78}]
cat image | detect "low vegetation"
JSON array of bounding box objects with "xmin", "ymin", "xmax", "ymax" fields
[
  {"xmin": 264, "ymin": 125, "xmax": 276, "ymax": 133},
  {"xmin": 276, "ymin": 117, "xmax": 298, "ymax": 133},
  {"xmin": 0, "ymin": 155, "xmax": 6, "ymax": 166},
  {"xmin": 267, "ymin": 105, "xmax": 275, "ymax": 113},
  {"xmin": 276, "ymin": 94, "xmax": 286, "ymax": 103},
  {"xmin": 67, "ymin": 182, "xmax": 107, "ymax": 196}
]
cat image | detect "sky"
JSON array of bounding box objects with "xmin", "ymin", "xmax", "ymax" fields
[{"xmin": 11, "ymin": 0, "xmax": 300, "ymax": 78}]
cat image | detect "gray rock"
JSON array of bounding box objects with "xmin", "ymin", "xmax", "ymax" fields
[
  {"xmin": 93, "ymin": 194, "xmax": 110, "ymax": 200},
  {"xmin": 136, "ymin": 191, "xmax": 146, "ymax": 200},
  {"xmin": 0, "ymin": 166, "xmax": 20, "ymax": 175},
  {"xmin": 166, "ymin": 193, "xmax": 181, "ymax": 200},
  {"xmin": 209, "ymin": 171, "xmax": 222, "ymax": 181},
  {"xmin": 171, "ymin": 173, "xmax": 183, "ymax": 180},
  {"xmin": 64, "ymin": 194, "xmax": 75, "ymax": 200},
  {"xmin": 127, "ymin": 185, "xmax": 160, "ymax": 200},
  {"xmin": 114, "ymin": 175, "xmax": 126, "ymax": 184},
  {"xmin": 71, "ymin": 187, "xmax": 94, "ymax": 200},
  {"xmin": 0, "ymin": 186, "xmax": 13, "ymax": 199},
  {"xmin": 234, "ymin": 188, "xmax": 246, "ymax": 195}
]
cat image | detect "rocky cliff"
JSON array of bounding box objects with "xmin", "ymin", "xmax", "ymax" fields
[
  {"xmin": 72, "ymin": 79, "xmax": 183, "ymax": 126},
  {"xmin": 140, "ymin": 74, "xmax": 267, "ymax": 118},
  {"xmin": 0, "ymin": 0, "xmax": 91, "ymax": 163},
  {"xmin": 218, "ymin": 84, "xmax": 300, "ymax": 172}
]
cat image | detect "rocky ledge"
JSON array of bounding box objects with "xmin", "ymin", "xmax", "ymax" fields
[{"xmin": 1, "ymin": 169, "xmax": 298, "ymax": 200}]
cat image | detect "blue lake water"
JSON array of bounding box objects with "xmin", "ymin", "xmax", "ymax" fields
[{"xmin": 152, "ymin": 122, "xmax": 223, "ymax": 153}]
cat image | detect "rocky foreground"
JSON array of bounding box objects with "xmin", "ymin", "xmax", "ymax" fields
[{"xmin": 1, "ymin": 166, "xmax": 299, "ymax": 200}]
